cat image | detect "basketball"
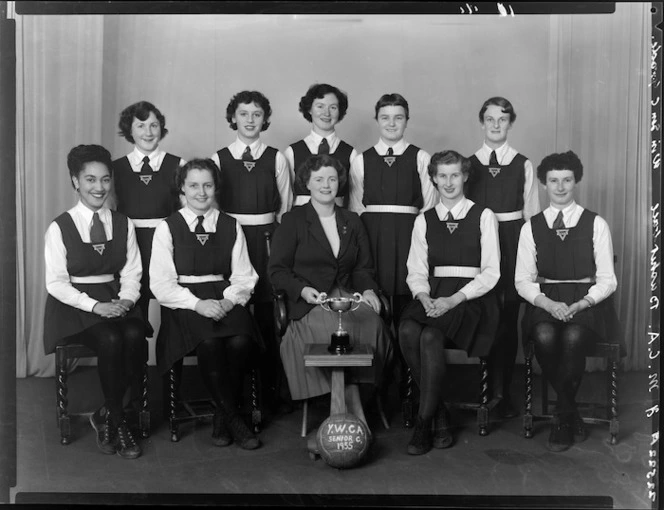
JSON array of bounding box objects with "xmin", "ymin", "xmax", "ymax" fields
[{"xmin": 316, "ymin": 413, "xmax": 371, "ymax": 469}]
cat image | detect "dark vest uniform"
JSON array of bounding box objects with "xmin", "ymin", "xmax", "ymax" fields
[
  {"xmin": 522, "ymin": 209, "xmax": 623, "ymax": 350},
  {"xmin": 290, "ymin": 139, "xmax": 354, "ymax": 207},
  {"xmin": 155, "ymin": 211, "xmax": 260, "ymax": 374},
  {"xmin": 400, "ymin": 204, "xmax": 499, "ymax": 358},
  {"xmin": 43, "ymin": 211, "xmax": 143, "ymax": 354},
  {"xmin": 468, "ymin": 153, "xmax": 528, "ymax": 302},
  {"xmin": 112, "ymin": 153, "xmax": 181, "ymax": 298},
  {"xmin": 361, "ymin": 144, "xmax": 422, "ymax": 296},
  {"xmin": 216, "ymin": 146, "xmax": 279, "ymax": 303}
]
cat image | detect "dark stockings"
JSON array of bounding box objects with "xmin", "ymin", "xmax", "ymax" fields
[
  {"xmin": 76, "ymin": 318, "xmax": 145, "ymax": 426},
  {"xmin": 532, "ymin": 322, "xmax": 593, "ymax": 416},
  {"xmin": 195, "ymin": 335, "xmax": 253, "ymax": 415},
  {"xmin": 399, "ymin": 319, "xmax": 447, "ymax": 421},
  {"xmin": 489, "ymin": 300, "xmax": 521, "ymax": 398}
]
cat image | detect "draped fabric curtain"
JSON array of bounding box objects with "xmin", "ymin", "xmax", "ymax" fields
[
  {"xmin": 15, "ymin": 4, "xmax": 652, "ymax": 377},
  {"xmin": 15, "ymin": 15, "xmax": 105, "ymax": 377}
]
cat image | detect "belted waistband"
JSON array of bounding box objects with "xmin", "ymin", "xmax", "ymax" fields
[
  {"xmin": 433, "ymin": 266, "xmax": 481, "ymax": 278},
  {"xmin": 364, "ymin": 205, "xmax": 419, "ymax": 214},
  {"xmin": 178, "ymin": 274, "xmax": 225, "ymax": 284},
  {"xmin": 494, "ymin": 211, "xmax": 523, "ymax": 222},
  {"xmin": 70, "ymin": 274, "xmax": 115, "ymax": 284},
  {"xmin": 131, "ymin": 218, "xmax": 166, "ymax": 228},
  {"xmin": 226, "ymin": 212, "xmax": 275, "ymax": 226}
]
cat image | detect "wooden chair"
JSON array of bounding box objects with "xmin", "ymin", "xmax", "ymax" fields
[
  {"xmin": 523, "ymin": 338, "xmax": 623, "ymax": 444},
  {"xmin": 401, "ymin": 352, "xmax": 499, "ymax": 436},
  {"xmin": 164, "ymin": 355, "xmax": 261, "ymax": 442},
  {"xmin": 273, "ymin": 289, "xmax": 391, "ymax": 437},
  {"xmin": 55, "ymin": 342, "xmax": 150, "ymax": 445}
]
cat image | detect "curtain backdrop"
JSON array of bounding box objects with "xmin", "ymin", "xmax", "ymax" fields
[{"xmin": 15, "ymin": 4, "xmax": 652, "ymax": 376}]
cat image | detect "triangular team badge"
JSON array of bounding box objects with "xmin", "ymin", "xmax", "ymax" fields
[
  {"xmin": 139, "ymin": 175, "xmax": 153, "ymax": 185},
  {"xmin": 196, "ymin": 234, "xmax": 210, "ymax": 246},
  {"xmin": 489, "ymin": 167, "xmax": 501, "ymax": 178},
  {"xmin": 92, "ymin": 243, "xmax": 106, "ymax": 255},
  {"xmin": 446, "ymin": 222, "xmax": 459, "ymax": 234},
  {"xmin": 556, "ymin": 229, "xmax": 569, "ymax": 241},
  {"xmin": 243, "ymin": 162, "xmax": 256, "ymax": 171},
  {"xmin": 383, "ymin": 156, "xmax": 396, "ymax": 167}
]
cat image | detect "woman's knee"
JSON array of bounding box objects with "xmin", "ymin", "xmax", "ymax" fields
[
  {"xmin": 398, "ymin": 319, "xmax": 422, "ymax": 347},
  {"xmin": 420, "ymin": 327, "xmax": 445, "ymax": 352},
  {"xmin": 532, "ymin": 322, "xmax": 558, "ymax": 349}
]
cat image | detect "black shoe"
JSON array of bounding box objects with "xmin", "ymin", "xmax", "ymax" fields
[
  {"xmin": 211, "ymin": 410, "xmax": 232, "ymax": 447},
  {"xmin": 547, "ymin": 415, "xmax": 573, "ymax": 452},
  {"xmin": 495, "ymin": 397, "xmax": 519, "ymax": 419},
  {"xmin": 89, "ymin": 406, "xmax": 116, "ymax": 455},
  {"xmin": 572, "ymin": 411, "xmax": 588, "ymax": 443},
  {"xmin": 115, "ymin": 419, "xmax": 142, "ymax": 460},
  {"xmin": 433, "ymin": 405, "xmax": 454, "ymax": 449},
  {"xmin": 407, "ymin": 416, "xmax": 433, "ymax": 455},
  {"xmin": 227, "ymin": 413, "xmax": 261, "ymax": 450}
]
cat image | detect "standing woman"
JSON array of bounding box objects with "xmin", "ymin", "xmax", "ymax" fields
[
  {"xmin": 150, "ymin": 158, "xmax": 262, "ymax": 450},
  {"xmin": 268, "ymin": 155, "xmax": 393, "ymax": 430},
  {"xmin": 284, "ymin": 83, "xmax": 358, "ymax": 208},
  {"xmin": 399, "ymin": 150, "xmax": 500, "ymax": 455},
  {"xmin": 112, "ymin": 101, "xmax": 185, "ymax": 338},
  {"xmin": 44, "ymin": 145, "xmax": 145, "ymax": 459},
  {"xmin": 515, "ymin": 151, "xmax": 620, "ymax": 452}
]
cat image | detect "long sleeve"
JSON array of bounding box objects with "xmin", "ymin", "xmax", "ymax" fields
[
  {"xmin": 348, "ymin": 153, "xmax": 366, "ymax": 215},
  {"xmin": 405, "ymin": 213, "xmax": 431, "ymax": 298},
  {"xmin": 586, "ymin": 215, "xmax": 618, "ymax": 304},
  {"xmin": 417, "ymin": 149, "xmax": 438, "ymax": 211},
  {"xmin": 268, "ymin": 211, "xmax": 310, "ymax": 300},
  {"xmin": 224, "ymin": 223, "xmax": 259, "ymax": 306},
  {"xmin": 514, "ymin": 220, "xmax": 541, "ymax": 304},
  {"xmin": 456, "ymin": 208, "xmax": 501, "ymax": 300},
  {"xmin": 117, "ymin": 219, "xmax": 142, "ymax": 304},
  {"xmin": 522, "ymin": 158, "xmax": 540, "ymax": 220},
  {"xmin": 149, "ymin": 220, "xmax": 201, "ymax": 311},
  {"xmin": 283, "ymin": 144, "xmax": 296, "ymax": 200},
  {"xmin": 275, "ymin": 150, "xmax": 293, "ymax": 221}
]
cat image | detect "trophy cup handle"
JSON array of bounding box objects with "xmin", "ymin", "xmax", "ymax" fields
[
  {"xmin": 350, "ymin": 292, "xmax": 363, "ymax": 312},
  {"xmin": 318, "ymin": 292, "xmax": 330, "ymax": 312}
]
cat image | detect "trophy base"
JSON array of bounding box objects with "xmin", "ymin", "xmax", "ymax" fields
[{"xmin": 328, "ymin": 332, "xmax": 353, "ymax": 355}]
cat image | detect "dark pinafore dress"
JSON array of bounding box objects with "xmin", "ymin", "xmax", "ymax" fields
[
  {"xmin": 290, "ymin": 139, "xmax": 353, "ymax": 208},
  {"xmin": 217, "ymin": 147, "xmax": 279, "ymax": 304},
  {"xmin": 113, "ymin": 153, "xmax": 181, "ymax": 300},
  {"xmin": 361, "ymin": 144, "xmax": 422, "ymax": 296},
  {"xmin": 522, "ymin": 210, "xmax": 624, "ymax": 352},
  {"xmin": 400, "ymin": 205, "xmax": 500, "ymax": 358},
  {"xmin": 155, "ymin": 212, "xmax": 260, "ymax": 374},
  {"xmin": 468, "ymin": 153, "xmax": 528, "ymax": 303},
  {"xmin": 43, "ymin": 211, "xmax": 144, "ymax": 355}
]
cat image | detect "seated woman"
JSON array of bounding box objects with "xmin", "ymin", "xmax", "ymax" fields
[
  {"xmin": 515, "ymin": 150, "xmax": 620, "ymax": 452},
  {"xmin": 268, "ymin": 154, "xmax": 393, "ymax": 431},
  {"xmin": 399, "ymin": 150, "xmax": 500, "ymax": 455},
  {"xmin": 44, "ymin": 144, "xmax": 146, "ymax": 460},
  {"xmin": 150, "ymin": 158, "xmax": 262, "ymax": 450}
]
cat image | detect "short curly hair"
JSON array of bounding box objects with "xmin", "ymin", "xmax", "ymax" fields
[
  {"xmin": 478, "ymin": 96, "xmax": 516, "ymax": 124},
  {"xmin": 374, "ymin": 93, "xmax": 410, "ymax": 120},
  {"xmin": 427, "ymin": 150, "xmax": 471, "ymax": 186},
  {"xmin": 117, "ymin": 101, "xmax": 168, "ymax": 144},
  {"xmin": 296, "ymin": 154, "xmax": 347, "ymax": 193},
  {"xmin": 67, "ymin": 144, "xmax": 113, "ymax": 189},
  {"xmin": 298, "ymin": 83, "xmax": 349, "ymax": 123},
  {"xmin": 175, "ymin": 158, "xmax": 223, "ymax": 196},
  {"xmin": 536, "ymin": 150, "xmax": 584, "ymax": 184},
  {"xmin": 225, "ymin": 91, "xmax": 272, "ymax": 131}
]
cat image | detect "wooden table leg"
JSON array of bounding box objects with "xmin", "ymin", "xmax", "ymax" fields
[{"xmin": 330, "ymin": 368, "xmax": 346, "ymax": 415}]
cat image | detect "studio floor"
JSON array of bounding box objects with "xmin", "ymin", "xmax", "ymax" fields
[{"xmin": 11, "ymin": 365, "xmax": 653, "ymax": 508}]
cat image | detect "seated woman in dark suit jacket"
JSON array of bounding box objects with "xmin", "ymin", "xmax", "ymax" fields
[{"xmin": 268, "ymin": 154, "xmax": 393, "ymax": 431}]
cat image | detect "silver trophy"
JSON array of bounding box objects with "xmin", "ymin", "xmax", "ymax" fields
[{"xmin": 319, "ymin": 292, "xmax": 363, "ymax": 354}]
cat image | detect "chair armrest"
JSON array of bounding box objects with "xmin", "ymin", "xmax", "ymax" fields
[{"xmin": 273, "ymin": 289, "xmax": 288, "ymax": 338}]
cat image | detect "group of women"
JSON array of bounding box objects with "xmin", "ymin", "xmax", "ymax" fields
[{"xmin": 43, "ymin": 84, "xmax": 621, "ymax": 461}]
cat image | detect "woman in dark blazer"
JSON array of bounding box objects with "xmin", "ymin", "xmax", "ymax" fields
[{"xmin": 268, "ymin": 154, "xmax": 393, "ymax": 430}]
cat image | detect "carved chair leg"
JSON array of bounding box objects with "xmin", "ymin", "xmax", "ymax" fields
[
  {"xmin": 609, "ymin": 360, "xmax": 619, "ymax": 445},
  {"xmin": 251, "ymin": 368, "xmax": 262, "ymax": 434},
  {"xmin": 139, "ymin": 361, "xmax": 150, "ymax": 438},
  {"xmin": 301, "ymin": 400, "xmax": 309, "ymax": 438},
  {"xmin": 402, "ymin": 367, "xmax": 414, "ymax": 428},
  {"xmin": 524, "ymin": 353, "xmax": 533, "ymax": 438},
  {"xmin": 169, "ymin": 367, "xmax": 179, "ymax": 442},
  {"xmin": 478, "ymin": 358, "xmax": 489, "ymax": 436},
  {"xmin": 56, "ymin": 349, "xmax": 71, "ymax": 445}
]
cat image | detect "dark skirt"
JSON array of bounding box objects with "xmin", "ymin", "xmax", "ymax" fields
[
  {"xmin": 361, "ymin": 212, "xmax": 416, "ymax": 296},
  {"xmin": 242, "ymin": 222, "xmax": 277, "ymax": 304},
  {"xmin": 134, "ymin": 227, "xmax": 156, "ymax": 299},
  {"xmin": 156, "ymin": 281, "xmax": 263, "ymax": 374},
  {"xmin": 280, "ymin": 288, "xmax": 394, "ymax": 401},
  {"xmin": 400, "ymin": 290, "xmax": 500, "ymax": 358},
  {"xmin": 43, "ymin": 280, "xmax": 144, "ymax": 355},
  {"xmin": 497, "ymin": 219, "xmax": 524, "ymax": 303}
]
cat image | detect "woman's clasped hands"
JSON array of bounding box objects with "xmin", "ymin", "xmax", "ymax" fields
[
  {"xmin": 195, "ymin": 298, "xmax": 234, "ymax": 321},
  {"xmin": 92, "ymin": 299, "xmax": 134, "ymax": 319}
]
